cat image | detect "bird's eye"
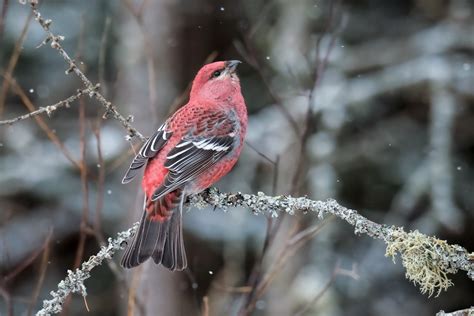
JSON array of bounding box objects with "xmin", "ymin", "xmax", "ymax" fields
[{"xmin": 212, "ymin": 70, "xmax": 221, "ymax": 78}]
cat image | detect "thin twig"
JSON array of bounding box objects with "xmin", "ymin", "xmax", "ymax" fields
[
  {"xmin": 245, "ymin": 140, "xmax": 277, "ymax": 165},
  {"xmin": 0, "ymin": 85, "xmax": 93, "ymax": 126},
  {"xmin": 91, "ymin": 123, "xmax": 105, "ymax": 237},
  {"xmin": 293, "ymin": 262, "xmax": 359, "ymax": 316},
  {"xmin": 27, "ymin": 1, "xmax": 145, "ymax": 140},
  {"xmin": 27, "ymin": 230, "xmax": 53, "ymax": 316},
  {"xmin": 123, "ymin": 0, "xmax": 158, "ymax": 124},
  {"xmin": 240, "ymin": 4, "xmax": 343, "ymax": 313},
  {"xmin": 0, "ymin": 10, "xmax": 33, "ymax": 116},
  {"xmin": 0, "ymin": 283, "xmax": 13, "ymax": 316},
  {"xmin": 243, "ymin": 218, "xmax": 331, "ymax": 314},
  {"xmin": 98, "ymin": 16, "xmax": 111, "ymax": 98},
  {"xmin": 0, "ymin": 0, "xmax": 9, "ymax": 41},
  {"xmin": 240, "ymin": 36, "xmax": 301, "ymax": 137},
  {"xmin": 293, "ymin": 269, "xmax": 337, "ymax": 316},
  {"xmin": 290, "ymin": 0, "xmax": 340, "ymax": 195},
  {"xmin": 3, "ymin": 230, "xmax": 53, "ymax": 284},
  {"xmin": 1, "ymin": 75, "xmax": 82, "ymax": 169}
]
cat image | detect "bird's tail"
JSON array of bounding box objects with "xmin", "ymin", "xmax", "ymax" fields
[{"xmin": 121, "ymin": 190, "xmax": 187, "ymax": 271}]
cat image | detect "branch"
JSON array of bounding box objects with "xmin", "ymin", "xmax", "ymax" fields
[
  {"xmin": 436, "ymin": 307, "xmax": 474, "ymax": 316},
  {"xmin": 191, "ymin": 189, "xmax": 474, "ymax": 297},
  {"xmin": 37, "ymin": 190, "xmax": 474, "ymax": 315},
  {"xmin": 25, "ymin": 1, "xmax": 145, "ymax": 140},
  {"xmin": 35, "ymin": 223, "xmax": 139, "ymax": 316},
  {"xmin": 0, "ymin": 87, "xmax": 93, "ymax": 126}
]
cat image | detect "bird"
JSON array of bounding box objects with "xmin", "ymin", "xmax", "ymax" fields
[{"xmin": 121, "ymin": 60, "xmax": 247, "ymax": 271}]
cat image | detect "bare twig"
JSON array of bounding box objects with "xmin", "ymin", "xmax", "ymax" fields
[
  {"xmin": 239, "ymin": 36, "xmax": 301, "ymax": 136},
  {"xmin": 0, "ymin": 85, "xmax": 93, "ymax": 126},
  {"xmin": 293, "ymin": 263, "xmax": 359, "ymax": 316},
  {"xmin": 27, "ymin": 1, "xmax": 145, "ymax": 140},
  {"xmin": 293, "ymin": 266, "xmax": 337, "ymax": 316},
  {"xmin": 0, "ymin": 10, "xmax": 33, "ymax": 116},
  {"xmin": 291, "ymin": 0, "xmax": 340, "ymax": 195},
  {"xmin": 7, "ymin": 72, "xmax": 82, "ymax": 168},
  {"xmin": 27, "ymin": 230, "xmax": 53, "ymax": 316},
  {"xmin": 240, "ymin": 4, "xmax": 343, "ymax": 313},
  {"xmin": 123, "ymin": 0, "xmax": 158, "ymax": 124},
  {"xmin": 0, "ymin": 0, "xmax": 9, "ymax": 40},
  {"xmin": 243, "ymin": 218, "xmax": 331, "ymax": 314},
  {"xmin": 98, "ymin": 16, "xmax": 111, "ymax": 98},
  {"xmin": 0, "ymin": 283, "xmax": 13, "ymax": 316},
  {"xmin": 91, "ymin": 124, "xmax": 105, "ymax": 237},
  {"xmin": 3, "ymin": 230, "xmax": 53, "ymax": 284}
]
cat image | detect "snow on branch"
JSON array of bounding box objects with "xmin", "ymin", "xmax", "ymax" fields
[{"xmin": 36, "ymin": 189, "xmax": 474, "ymax": 315}]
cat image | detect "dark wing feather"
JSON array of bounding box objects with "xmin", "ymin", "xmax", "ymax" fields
[
  {"xmin": 151, "ymin": 110, "xmax": 237, "ymax": 201},
  {"xmin": 122, "ymin": 124, "xmax": 172, "ymax": 184}
]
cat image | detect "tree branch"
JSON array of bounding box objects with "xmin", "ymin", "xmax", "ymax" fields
[
  {"xmin": 0, "ymin": 86, "xmax": 93, "ymax": 126},
  {"xmin": 36, "ymin": 189, "xmax": 474, "ymax": 315},
  {"xmin": 36, "ymin": 223, "xmax": 139, "ymax": 316},
  {"xmin": 191, "ymin": 189, "xmax": 474, "ymax": 295},
  {"xmin": 436, "ymin": 307, "xmax": 474, "ymax": 316},
  {"xmin": 25, "ymin": 0, "xmax": 145, "ymax": 140}
]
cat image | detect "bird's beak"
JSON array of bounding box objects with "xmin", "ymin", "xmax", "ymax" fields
[{"xmin": 224, "ymin": 60, "xmax": 241, "ymax": 75}]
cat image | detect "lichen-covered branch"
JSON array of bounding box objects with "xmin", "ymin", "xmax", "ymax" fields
[
  {"xmin": 190, "ymin": 189, "xmax": 474, "ymax": 296},
  {"xmin": 436, "ymin": 306, "xmax": 474, "ymax": 316},
  {"xmin": 36, "ymin": 190, "xmax": 474, "ymax": 315},
  {"xmin": 35, "ymin": 223, "xmax": 139, "ymax": 316},
  {"xmin": 25, "ymin": 0, "xmax": 145, "ymax": 140},
  {"xmin": 0, "ymin": 87, "xmax": 93, "ymax": 126}
]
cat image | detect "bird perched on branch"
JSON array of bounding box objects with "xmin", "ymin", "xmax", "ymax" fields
[{"xmin": 121, "ymin": 60, "xmax": 247, "ymax": 271}]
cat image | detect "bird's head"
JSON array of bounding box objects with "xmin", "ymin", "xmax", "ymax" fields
[{"xmin": 190, "ymin": 60, "xmax": 242, "ymax": 101}]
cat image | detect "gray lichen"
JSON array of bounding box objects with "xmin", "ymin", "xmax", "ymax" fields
[
  {"xmin": 37, "ymin": 189, "xmax": 474, "ymax": 315},
  {"xmin": 36, "ymin": 223, "xmax": 139, "ymax": 316},
  {"xmin": 192, "ymin": 188, "xmax": 474, "ymax": 295}
]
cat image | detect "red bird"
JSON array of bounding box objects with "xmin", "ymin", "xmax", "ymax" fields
[{"xmin": 121, "ymin": 60, "xmax": 247, "ymax": 271}]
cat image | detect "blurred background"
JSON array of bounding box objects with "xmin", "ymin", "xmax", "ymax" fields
[{"xmin": 0, "ymin": 0, "xmax": 473, "ymax": 315}]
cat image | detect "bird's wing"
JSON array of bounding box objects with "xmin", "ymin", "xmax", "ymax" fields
[
  {"xmin": 151, "ymin": 108, "xmax": 238, "ymax": 201},
  {"xmin": 122, "ymin": 123, "xmax": 172, "ymax": 184}
]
